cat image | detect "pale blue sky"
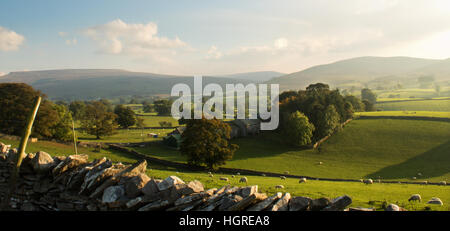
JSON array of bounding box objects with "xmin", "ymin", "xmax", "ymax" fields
[{"xmin": 1, "ymin": 0, "xmax": 450, "ymax": 76}]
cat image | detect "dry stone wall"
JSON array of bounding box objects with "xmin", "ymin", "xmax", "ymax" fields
[{"xmin": 0, "ymin": 142, "xmax": 354, "ymax": 211}]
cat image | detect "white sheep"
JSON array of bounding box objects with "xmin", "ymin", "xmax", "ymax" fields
[
  {"xmin": 280, "ymin": 176, "xmax": 286, "ymax": 180},
  {"xmin": 439, "ymin": 181, "xmax": 447, "ymax": 185},
  {"xmin": 220, "ymin": 177, "xmax": 229, "ymax": 182},
  {"xmin": 299, "ymin": 178, "xmax": 307, "ymax": 183},
  {"xmin": 363, "ymin": 179, "xmax": 373, "ymax": 184},
  {"xmin": 275, "ymin": 185, "xmax": 284, "ymax": 189},
  {"xmin": 412, "ymin": 177, "xmax": 417, "ymax": 180},
  {"xmin": 261, "ymin": 173, "xmax": 266, "ymax": 177},
  {"xmin": 236, "ymin": 172, "xmax": 240, "ymax": 176},
  {"xmin": 408, "ymin": 194, "xmax": 422, "ymax": 202},
  {"xmin": 239, "ymin": 177, "xmax": 248, "ymax": 184},
  {"xmin": 318, "ymin": 161, "xmax": 323, "ymax": 165},
  {"xmin": 231, "ymin": 175, "xmax": 235, "ymax": 178},
  {"xmin": 421, "ymin": 181, "xmax": 428, "ymax": 185}
]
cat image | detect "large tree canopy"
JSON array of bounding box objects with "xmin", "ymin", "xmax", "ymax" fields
[
  {"xmin": 0, "ymin": 83, "xmax": 73, "ymax": 141},
  {"xmin": 180, "ymin": 118, "xmax": 238, "ymax": 170}
]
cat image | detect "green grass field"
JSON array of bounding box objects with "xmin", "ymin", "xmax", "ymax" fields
[
  {"xmin": 355, "ymin": 111, "xmax": 450, "ymax": 118},
  {"xmin": 77, "ymin": 128, "xmax": 172, "ymax": 143},
  {"xmin": 1, "ymin": 130, "xmax": 448, "ymax": 211},
  {"xmin": 376, "ymin": 99, "xmax": 450, "ymax": 111},
  {"xmin": 0, "ymin": 138, "xmax": 139, "ymax": 164},
  {"xmin": 147, "ymin": 168, "xmax": 450, "ymax": 211},
  {"xmin": 132, "ymin": 119, "xmax": 450, "ymax": 182}
]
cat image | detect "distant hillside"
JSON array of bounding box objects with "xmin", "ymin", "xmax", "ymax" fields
[
  {"xmin": 0, "ymin": 69, "xmax": 254, "ymax": 100},
  {"xmin": 219, "ymin": 71, "xmax": 285, "ymax": 82},
  {"xmin": 268, "ymin": 56, "xmax": 449, "ymax": 90}
]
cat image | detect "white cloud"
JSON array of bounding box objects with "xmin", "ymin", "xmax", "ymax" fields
[
  {"xmin": 206, "ymin": 46, "xmax": 223, "ymax": 59},
  {"xmin": 0, "ymin": 26, "xmax": 25, "ymax": 51},
  {"xmin": 274, "ymin": 38, "xmax": 288, "ymax": 49},
  {"xmin": 0, "ymin": 72, "xmax": 6, "ymax": 76},
  {"xmin": 83, "ymin": 19, "xmax": 187, "ymax": 55},
  {"xmin": 58, "ymin": 31, "xmax": 67, "ymax": 37},
  {"xmin": 65, "ymin": 38, "xmax": 78, "ymax": 46}
]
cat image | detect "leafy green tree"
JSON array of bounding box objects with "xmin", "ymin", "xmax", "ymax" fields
[
  {"xmin": 282, "ymin": 111, "xmax": 315, "ymax": 146},
  {"xmin": 50, "ymin": 104, "xmax": 73, "ymax": 141},
  {"xmin": 69, "ymin": 101, "xmax": 86, "ymax": 120},
  {"xmin": 362, "ymin": 100, "xmax": 376, "ymax": 112},
  {"xmin": 0, "ymin": 83, "xmax": 72, "ymax": 140},
  {"xmin": 180, "ymin": 118, "xmax": 238, "ymax": 170},
  {"xmin": 344, "ymin": 95, "xmax": 364, "ymax": 112},
  {"xmin": 114, "ymin": 105, "xmax": 137, "ymax": 128},
  {"xmin": 143, "ymin": 103, "xmax": 154, "ymax": 113},
  {"xmin": 153, "ymin": 99, "xmax": 173, "ymax": 115},
  {"xmin": 317, "ymin": 105, "xmax": 340, "ymax": 138},
  {"xmin": 361, "ymin": 88, "xmax": 377, "ymax": 104},
  {"xmin": 80, "ymin": 101, "xmax": 117, "ymax": 139},
  {"xmin": 136, "ymin": 117, "xmax": 145, "ymax": 129}
]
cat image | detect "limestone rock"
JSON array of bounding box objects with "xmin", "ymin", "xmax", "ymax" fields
[
  {"xmin": 142, "ymin": 179, "xmax": 161, "ymax": 196},
  {"xmin": 52, "ymin": 154, "xmax": 89, "ymax": 176},
  {"xmin": 322, "ymin": 195, "xmax": 352, "ymax": 211},
  {"xmin": 270, "ymin": 193, "xmax": 291, "ymax": 211},
  {"xmin": 124, "ymin": 173, "xmax": 150, "ymax": 198},
  {"xmin": 31, "ymin": 151, "xmax": 55, "ymax": 173},
  {"xmin": 385, "ymin": 204, "xmax": 400, "ymax": 211},
  {"xmin": 239, "ymin": 185, "xmax": 258, "ymax": 198},
  {"xmin": 138, "ymin": 200, "xmax": 170, "ymax": 211},
  {"xmin": 247, "ymin": 192, "xmax": 282, "ymax": 211},
  {"xmin": 157, "ymin": 176, "xmax": 185, "ymax": 191},
  {"xmin": 102, "ymin": 185, "xmax": 125, "ymax": 204},
  {"xmin": 289, "ymin": 196, "xmax": 312, "ymax": 211},
  {"xmin": 309, "ymin": 197, "xmax": 331, "ymax": 211}
]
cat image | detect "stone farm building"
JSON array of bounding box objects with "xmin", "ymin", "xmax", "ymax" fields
[{"xmin": 163, "ymin": 119, "xmax": 260, "ymax": 148}]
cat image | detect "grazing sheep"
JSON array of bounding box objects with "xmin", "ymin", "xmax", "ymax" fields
[
  {"xmin": 239, "ymin": 177, "xmax": 248, "ymax": 184},
  {"xmin": 275, "ymin": 185, "xmax": 284, "ymax": 189},
  {"xmin": 280, "ymin": 176, "xmax": 286, "ymax": 180},
  {"xmin": 236, "ymin": 172, "xmax": 240, "ymax": 176},
  {"xmin": 439, "ymin": 181, "xmax": 447, "ymax": 185},
  {"xmin": 427, "ymin": 197, "xmax": 443, "ymax": 206},
  {"xmin": 208, "ymin": 171, "xmax": 212, "ymax": 175},
  {"xmin": 318, "ymin": 161, "xmax": 323, "ymax": 165},
  {"xmin": 359, "ymin": 179, "xmax": 364, "ymax": 183},
  {"xmin": 421, "ymin": 181, "xmax": 428, "ymax": 185},
  {"xmin": 408, "ymin": 194, "xmax": 422, "ymax": 202},
  {"xmin": 220, "ymin": 177, "xmax": 229, "ymax": 182},
  {"xmin": 209, "ymin": 174, "xmax": 214, "ymax": 178},
  {"xmin": 412, "ymin": 177, "xmax": 417, "ymax": 180},
  {"xmin": 231, "ymin": 175, "xmax": 235, "ymax": 178},
  {"xmin": 363, "ymin": 179, "xmax": 373, "ymax": 184},
  {"xmin": 261, "ymin": 173, "xmax": 266, "ymax": 177},
  {"xmin": 299, "ymin": 178, "xmax": 307, "ymax": 183}
]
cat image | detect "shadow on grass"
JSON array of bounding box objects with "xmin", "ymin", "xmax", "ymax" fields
[{"xmin": 366, "ymin": 140, "xmax": 450, "ymax": 180}]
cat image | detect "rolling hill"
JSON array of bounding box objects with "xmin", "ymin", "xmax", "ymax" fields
[
  {"xmin": 0, "ymin": 69, "xmax": 258, "ymax": 100},
  {"xmin": 267, "ymin": 56, "xmax": 450, "ymax": 90}
]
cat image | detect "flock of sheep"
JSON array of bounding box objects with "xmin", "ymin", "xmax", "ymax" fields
[{"xmin": 205, "ymin": 169, "xmax": 446, "ymax": 207}]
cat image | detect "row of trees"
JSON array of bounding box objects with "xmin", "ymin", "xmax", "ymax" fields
[
  {"xmin": 0, "ymin": 83, "xmax": 150, "ymax": 141},
  {"xmin": 0, "ymin": 83, "xmax": 73, "ymax": 141},
  {"xmin": 278, "ymin": 83, "xmax": 376, "ymax": 147}
]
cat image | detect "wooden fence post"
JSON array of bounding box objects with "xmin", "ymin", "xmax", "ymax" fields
[{"xmin": 1, "ymin": 96, "xmax": 41, "ymax": 210}]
